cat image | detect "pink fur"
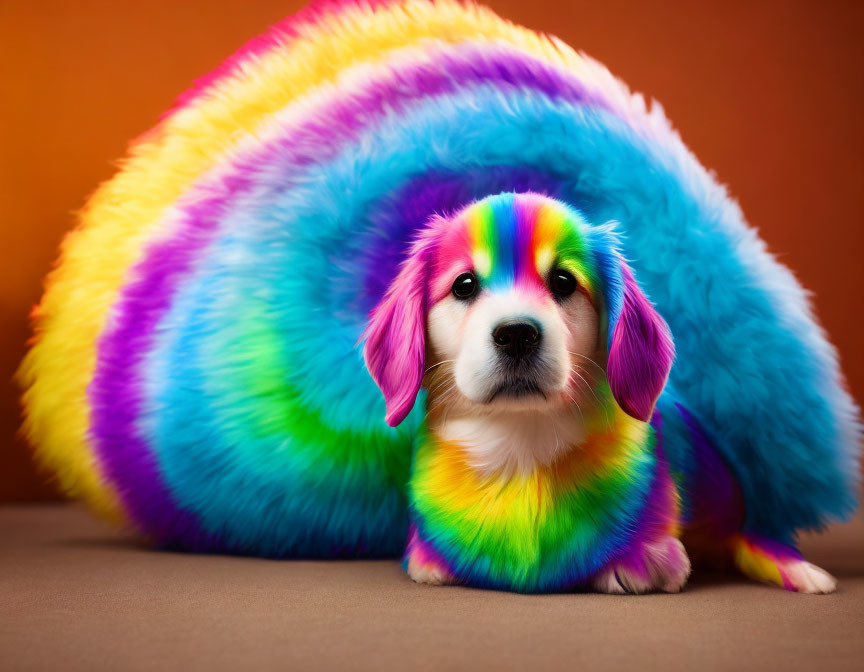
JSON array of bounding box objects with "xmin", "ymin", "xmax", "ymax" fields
[
  {"xmin": 607, "ymin": 264, "xmax": 675, "ymax": 421},
  {"xmin": 362, "ymin": 238, "xmax": 433, "ymax": 427}
]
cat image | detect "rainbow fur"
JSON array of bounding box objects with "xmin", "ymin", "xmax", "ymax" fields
[
  {"xmin": 18, "ymin": 0, "xmax": 860, "ymax": 559},
  {"xmin": 372, "ymin": 193, "xmax": 682, "ymax": 592},
  {"xmin": 407, "ymin": 410, "xmax": 682, "ymax": 593},
  {"xmin": 732, "ymin": 534, "xmax": 805, "ymax": 591},
  {"xmin": 363, "ymin": 192, "xmax": 673, "ymax": 428}
]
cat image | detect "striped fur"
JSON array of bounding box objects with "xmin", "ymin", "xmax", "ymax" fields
[{"xmin": 18, "ymin": 0, "xmax": 859, "ymax": 566}]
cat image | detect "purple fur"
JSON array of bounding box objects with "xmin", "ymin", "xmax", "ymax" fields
[
  {"xmin": 88, "ymin": 44, "xmax": 622, "ymax": 542},
  {"xmin": 675, "ymin": 402, "xmax": 744, "ymax": 537},
  {"xmin": 595, "ymin": 414, "xmax": 681, "ymax": 583},
  {"xmin": 358, "ymin": 166, "xmax": 569, "ymax": 314},
  {"xmin": 607, "ymin": 264, "xmax": 675, "ymax": 422}
]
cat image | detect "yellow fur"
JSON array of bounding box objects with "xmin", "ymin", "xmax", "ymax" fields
[{"xmin": 18, "ymin": 0, "xmax": 597, "ymax": 517}]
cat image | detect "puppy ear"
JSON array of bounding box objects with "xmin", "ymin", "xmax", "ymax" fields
[
  {"xmin": 605, "ymin": 260, "xmax": 675, "ymax": 422},
  {"xmin": 362, "ymin": 238, "xmax": 432, "ymax": 427}
]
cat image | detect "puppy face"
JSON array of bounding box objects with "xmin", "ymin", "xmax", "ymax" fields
[
  {"xmin": 424, "ymin": 199, "xmax": 602, "ymax": 419},
  {"xmin": 363, "ymin": 193, "xmax": 674, "ymax": 429}
]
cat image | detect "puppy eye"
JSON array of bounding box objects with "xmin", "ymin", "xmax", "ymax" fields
[
  {"xmin": 451, "ymin": 272, "xmax": 479, "ymax": 300},
  {"xmin": 549, "ymin": 269, "xmax": 578, "ymax": 298}
]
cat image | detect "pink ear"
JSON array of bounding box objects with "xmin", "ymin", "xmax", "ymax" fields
[
  {"xmin": 606, "ymin": 263, "xmax": 675, "ymax": 422},
  {"xmin": 362, "ymin": 243, "xmax": 431, "ymax": 427}
]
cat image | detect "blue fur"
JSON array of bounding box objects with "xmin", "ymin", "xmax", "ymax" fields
[{"xmin": 141, "ymin": 83, "xmax": 858, "ymax": 555}]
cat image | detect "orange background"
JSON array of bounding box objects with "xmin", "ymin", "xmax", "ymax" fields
[{"xmin": 1, "ymin": 0, "xmax": 862, "ymax": 501}]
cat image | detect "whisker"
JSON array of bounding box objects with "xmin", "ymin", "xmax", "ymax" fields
[
  {"xmin": 571, "ymin": 365, "xmax": 613, "ymax": 427},
  {"xmin": 425, "ymin": 383, "xmax": 458, "ymax": 418},
  {"xmin": 429, "ymin": 383, "xmax": 456, "ymax": 404},
  {"xmin": 551, "ymin": 419, "xmax": 561, "ymax": 459},
  {"xmin": 427, "ymin": 375, "xmax": 455, "ymax": 396},
  {"xmin": 571, "ymin": 365, "xmax": 603, "ymax": 408},
  {"xmin": 566, "ymin": 371, "xmax": 613, "ymax": 430},
  {"xmin": 424, "ymin": 360, "xmax": 456, "ymax": 374},
  {"xmin": 568, "ymin": 352, "xmax": 605, "ymax": 373},
  {"xmin": 564, "ymin": 390, "xmax": 585, "ymax": 426}
]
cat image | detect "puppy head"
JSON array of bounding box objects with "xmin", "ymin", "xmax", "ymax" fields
[{"xmin": 363, "ymin": 193, "xmax": 674, "ymax": 427}]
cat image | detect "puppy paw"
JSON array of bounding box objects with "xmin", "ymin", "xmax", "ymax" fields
[
  {"xmin": 783, "ymin": 562, "xmax": 837, "ymax": 594},
  {"xmin": 593, "ymin": 537, "xmax": 691, "ymax": 594},
  {"xmin": 403, "ymin": 525, "xmax": 456, "ymax": 586},
  {"xmin": 732, "ymin": 534, "xmax": 837, "ymax": 594},
  {"xmin": 406, "ymin": 555, "xmax": 455, "ymax": 586},
  {"xmin": 592, "ymin": 568, "xmax": 631, "ymax": 594}
]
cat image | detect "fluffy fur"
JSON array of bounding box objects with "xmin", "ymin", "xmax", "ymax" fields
[
  {"xmin": 367, "ymin": 194, "xmax": 686, "ymax": 592},
  {"xmin": 18, "ymin": 0, "xmax": 859, "ymax": 578}
]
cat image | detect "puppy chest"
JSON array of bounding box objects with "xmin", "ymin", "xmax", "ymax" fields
[{"xmin": 408, "ymin": 437, "xmax": 657, "ymax": 589}]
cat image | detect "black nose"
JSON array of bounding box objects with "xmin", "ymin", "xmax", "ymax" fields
[{"xmin": 492, "ymin": 321, "xmax": 542, "ymax": 359}]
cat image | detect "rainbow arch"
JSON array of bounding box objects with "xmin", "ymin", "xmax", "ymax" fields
[{"xmin": 19, "ymin": 0, "xmax": 858, "ymax": 555}]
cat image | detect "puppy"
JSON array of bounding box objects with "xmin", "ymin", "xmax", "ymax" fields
[
  {"xmin": 363, "ymin": 192, "xmax": 835, "ymax": 593},
  {"xmin": 20, "ymin": 0, "xmax": 855, "ymax": 589}
]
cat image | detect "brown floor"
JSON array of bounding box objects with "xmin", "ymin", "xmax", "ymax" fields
[{"xmin": 1, "ymin": 505, "xmax": 862, "ymax": 672}]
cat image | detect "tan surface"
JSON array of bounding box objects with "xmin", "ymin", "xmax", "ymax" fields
[{"xmin": 1, "ymin": 505, "xmax": 862, "ymax": 671}]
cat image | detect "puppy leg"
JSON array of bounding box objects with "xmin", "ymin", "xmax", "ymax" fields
[
  {"xmin": 731, "ymin": 533, "xmax": 836, "ymax": 594},
  {"xmin": 403, "ymin": 525, "xmax": 455, "ymax": 586},
  {"xmin": 406, "ymin": 554, "xmax": 455, "ymax": 586},
  {"xmin": 592, "ymin": 536, "xmax": 691, "ymax": 594}
]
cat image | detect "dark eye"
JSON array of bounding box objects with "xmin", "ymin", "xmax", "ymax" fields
[
  {"xmin": 452, "ymin": 272, "xmax": 479, "ymax": 300},
  {"xmin": 549, "ymin": 269, "xmax": 577, "ymax": 298}
]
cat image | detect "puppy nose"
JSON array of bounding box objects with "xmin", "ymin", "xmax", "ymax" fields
[{"xmin": 492, "ymin": 321, "xmax": 542, "ymax": 359}]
